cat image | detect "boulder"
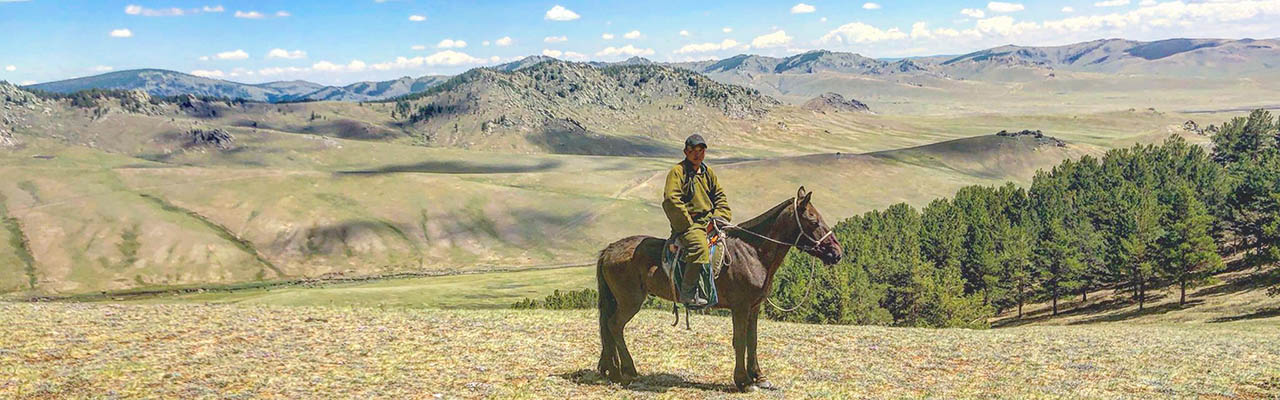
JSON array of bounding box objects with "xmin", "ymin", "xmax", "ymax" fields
[
  {"xmin": 189, "ymin": 128, "xmax": 234, "ymax": 149},
  {"xmin": 802, "ymin": 92, "xmax": 870, "ymax": 113}
]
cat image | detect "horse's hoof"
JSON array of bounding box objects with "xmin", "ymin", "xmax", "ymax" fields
[
  {"xmin": 742, "ymin": 384, "xmax": 759, "ymax": 393},
  {"xmin": 754, "ymin": 379, "xmax": 774, "ymax": 390}
]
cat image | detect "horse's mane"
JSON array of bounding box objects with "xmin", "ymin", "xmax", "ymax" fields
[{"xmin": 728, "ymin": 198, "xmax": 794, "ymax": 239}]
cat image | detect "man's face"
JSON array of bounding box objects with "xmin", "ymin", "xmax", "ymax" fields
[{"xmin": 684, "ymin": 145, "xmax": 706, "ymax": 165}]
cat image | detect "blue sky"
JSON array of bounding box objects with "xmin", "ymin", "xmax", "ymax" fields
[{"xmin": 2, "ymin": 0, "xmax": 1278, "ymax": 85}]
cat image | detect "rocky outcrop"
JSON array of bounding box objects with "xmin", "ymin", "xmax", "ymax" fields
[
  {"xmin": 189, "ymin": 128, "xmax": 234, "ymax": 149},
  {"xmin": 802, "ymin": 92, "xmax": 870, "ymax": 113},
  {"xmin": 996, "ymin": 129, "xmax": 1067, "ymax": 147}
]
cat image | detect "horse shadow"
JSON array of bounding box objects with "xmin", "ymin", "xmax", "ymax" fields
[{"xmin": 556, "ymin": 369, "xmax": 741, "ymax": 393}]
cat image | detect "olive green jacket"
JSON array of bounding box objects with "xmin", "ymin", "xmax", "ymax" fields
[{"xmin": 663, "ymin": 159, "xmax": 732, "ymax": 234}]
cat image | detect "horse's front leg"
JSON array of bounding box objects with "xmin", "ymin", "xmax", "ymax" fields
[
  {"xmin": 731, "ymin": 307, "xmax": 754, "ymax": 392},
  {"xmin": 747, "ymin": 305, "xmax": 772, "ymax": 389}
]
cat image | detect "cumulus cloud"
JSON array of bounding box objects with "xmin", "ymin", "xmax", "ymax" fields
[
  {"xmin": 370, "ymin": 51, "xmax": 486, "ymax": 69},
  {"xmin": 409, "ymin": 14, "xmax": 425, "ymax": 21},
  {"xmin": 257, "ymin": 66, "xmax": 307, "ymax": 76},
  {"xmin": 542, "ymin": 49, "xmax": 563, "ymax": 57},
  {"xmin": 544, "ymin": 35, "xmax": 568, "ymax": 43},
  {"xmin": 674, "ymin": 39, "xmax": 743, "ymax": 54},
  {"xmin": 863, "ymin": 2, "xmax": 882, "ymax": 10},
  {"xmin": 312, "ymin": 59, "xmax": 367, "ymax": 72},
  {"xmin": 4, "ymin": 65, "xmax": 15, "ymax": 72},
  {"xmin": 495, "ymin": 36, "xmax": 513, "ymax": 46},
  {"xmin": 623, "ymin": 30, "xmax": 642, "ymax": 39},
  {"xmin": 275, "ymin": 10, "xmax": 290, "ymax": 17},
  {"xmin": 110, "ymin": 28, "xmax": 133, "ymax": 38},
  {"xmin": 602, "ymin": 33, "xmax": 615, "ymax": 39},
  {"xmin": 203, "ymin": 5, "xmax": 223, "ymax": 12},
  {"xmin": 191, "ymin": 69, "xmax": 225, "ymax": 78},
  {"xmin": 1095, "ymin": 0, "xmax": 1130, "ymax": 6},
  {"xmin": 125, "ymin": 4, "xmax": 224, "ymax": 16},
  {"xmin": 595, "ymin": 45, "xmax": 654, "ymax": 57},
  {"xmin": 92, "ymin": 65, "xmax": 114, "ymax": 72},
  {"xmin": 722, "ymin": 27, "xmax": 732, "ymax": 33},
  {"xmin": 1062, "ymin": 6, "xmax": 1075, "ymax": 12},
  {"xmin": 267, "ymin": 48, "xmax": 307, "ymax": 59},
  {"xmin": 679, "ymin": 30, "xmax": 690, "ymax": 36},
  {"xmin": 751, "ymin": 30, "xmax": 792, "ymax": 48},
  {"xmin": 791, "ymin": 3, "xmax": 816, "ymax": 13},
  {"xmin": 411, "ymin": 44, "xmax": 427, "ymax": 50},
  {"xmin": 987, "ymin": 2, "xmax": 1024, "ymax": 12},
  {"xmin": 562, "ymin": 51, "xmax": 587, "ymax": 60},
  {"xmin": 545, "ymin": 5, "xmax": 580, "ymax": 21},
  {"xmin": 962, "ymin": 8, "xmax": 986, "ymax": 18},
  {"xmin": 234, "ymin": 10, "xmax": 264, "ymax": 19},
  {"xmin": 437, "ymin": 39, "xmax": 467, "ymax": 48},
  {"xmin": 216, "ymin": 49, "xmax": 249, "ymax": 60},
  {"xmin": 820, "ymin": 22, "xmax": 906, "ymax": 44}
]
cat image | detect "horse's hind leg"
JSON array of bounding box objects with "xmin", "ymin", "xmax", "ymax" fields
[{"xmin": 610, "ymin": 291, "xmax": 645, "ymax": 383}]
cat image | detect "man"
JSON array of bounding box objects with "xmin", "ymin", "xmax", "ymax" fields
[{"xmin": 663, "ymin": 133, "xmax": 732, "ymax": 307}]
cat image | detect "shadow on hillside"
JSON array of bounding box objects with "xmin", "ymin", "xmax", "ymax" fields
[
  {"xmin": 557, "ymin": 369, "xmax": 734, "ymax": 394},
  {"xmin": 1193, "ymin": 267, "xmax": 1280, "ymax": 298},
  {"xmin": 994, "ymin": 292, "xmax": 1148, "ymax": 328},
  {"xmin": 1068, "ymin": 298, "xmax": 1201, "ymax": 325},
  {"xmin": 529, "ymin": 126, "xmax": 676, "ymax": 157},
  {"xmin": 1208, "ymin": 307, "xmax": 1280, "ymax": 323},
  {"xmin": 336, "ymin": 159, "xmax": 561, "ymax": 175}
]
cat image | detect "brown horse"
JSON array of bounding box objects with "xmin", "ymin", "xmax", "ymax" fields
[{"xmin": 596, "ymin": 186, "xmax": 843, "ymax": 392}]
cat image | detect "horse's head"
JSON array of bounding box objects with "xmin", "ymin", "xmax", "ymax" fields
[{"xmin": 792, "ymin": 186, "xmax": 843, "ymax": 265}]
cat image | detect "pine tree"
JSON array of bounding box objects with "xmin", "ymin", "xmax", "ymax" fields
[
  {"xmin": 998, "ymin": 222, "xmax": 1034, "ymax": 318},
  {"xmin": 1119, "ymin": 186, "xmax": 1164, "ymax": 311},
  {"xmin": 1160, "ymin": 182, "xmax": 1224, "ymax": 306}
]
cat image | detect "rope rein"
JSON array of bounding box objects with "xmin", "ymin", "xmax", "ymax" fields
[{"xmin": 712, "ymin": 196, "xmax": 833, "ymax": 313}]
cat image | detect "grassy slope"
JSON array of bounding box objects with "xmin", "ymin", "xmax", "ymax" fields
[
  {"xmin": 0, "ymin": 93, "xmax": 1229, "ymax": 295},
  {"xmin": 2, "ymin": 303, "xmax": 1276, "ymax": 399}
]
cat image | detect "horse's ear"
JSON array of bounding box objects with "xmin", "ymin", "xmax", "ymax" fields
[
  {"xmin": 802, "ymin": 190, "xmax": 813, "ymax": 206},
  {"xmin": 796, "ymin": 186, "xmax": 807, "ymax": 200}
]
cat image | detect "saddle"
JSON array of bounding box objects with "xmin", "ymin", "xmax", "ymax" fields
[{"xmin": 661, "ymin": 224, "xmax": 726, "ymax": 313}]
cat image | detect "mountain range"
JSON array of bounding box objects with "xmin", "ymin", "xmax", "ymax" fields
[{"xmin": 20, "ymin": 37, "xmax": 1280, "ymax": 104}]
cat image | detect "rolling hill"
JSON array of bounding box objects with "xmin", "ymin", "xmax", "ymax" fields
[{"xmin": 24, "ymin": 69, "xmax": 451, "ymax": 103}]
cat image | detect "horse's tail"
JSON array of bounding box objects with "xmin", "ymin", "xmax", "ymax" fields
[{"xmin": 596, "ymin": 252, "xmax": 618, "ymax": 376}]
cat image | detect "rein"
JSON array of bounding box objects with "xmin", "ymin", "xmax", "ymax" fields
[{"xmin": 714, "ymin": 196, "xmax": 833, "ymax": 313}]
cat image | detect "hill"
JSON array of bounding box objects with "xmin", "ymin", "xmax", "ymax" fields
[
  {"xmin": 2, "ymin": 302, "xmax": 1276, "ymax": 398},
  {"xmin": 24, "ymin": 69, "xmax": 451, "ymax": 103}
]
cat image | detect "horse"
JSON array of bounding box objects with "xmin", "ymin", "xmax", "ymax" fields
[{"xmin": 595, "ymin": 186, "xmax": 844, "ymax": 392}]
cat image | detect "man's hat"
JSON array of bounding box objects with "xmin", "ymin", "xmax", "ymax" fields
[{"xmin": 684, "ymin": 134, "xmax": 707, "ymax": 149}]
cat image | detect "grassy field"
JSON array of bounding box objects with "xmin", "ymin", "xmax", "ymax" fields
[{"xmin": 2, "ymin": 302, "xmax": 1277, "ymax": 399}]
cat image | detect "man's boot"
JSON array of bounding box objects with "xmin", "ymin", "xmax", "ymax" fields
[{"xmin": 679, "ymin": 261, "xmax": 708, "ymax": 307}]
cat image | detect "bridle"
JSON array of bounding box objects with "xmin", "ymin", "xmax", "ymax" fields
[{"xmin": 713, "ymin": 195, "xmax": 835, "ymax": 313}]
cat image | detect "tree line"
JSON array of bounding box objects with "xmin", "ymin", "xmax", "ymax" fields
[{"xmin": 767, "ymin": 110, "xmax": 1280, "ymax": 328}]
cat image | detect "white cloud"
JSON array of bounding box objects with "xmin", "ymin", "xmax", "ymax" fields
[
  {"xmin": 266, "ymin": 48, "xmax": 307, "ymax": 59},
  {"xmin": 258, "ymin": 66, "xmax": 307, "ymax": 76},
  {"xmin": 819, "ymin": 22, "xmax": 906, "ymax": 44},
  {"xmin": 409, "ymin": 14, "xmax": 426, "ymax": 21},
  {"xmin": 234, "ymin": 10, "xmax": 264, "ymax": 19},
  {"xmin": 975, "ymin": 15, "xmax": 1040, "ymax": 36},
  {"xmin": 595, "ymin": 45, "xmax": 655, "ymax": 57},
  {"xmin": 490, "ymin": 55, "xmax": 501, "ymax": 62},
  {"xmin": 1062, "ymin": 6, "xmax": 1075, "ymax": 12},
  {"xmin": 961, "ymin": 8, "xmax": 986, "ymax": 18},
  {"xmin": 545, "ymin": 5, "xmax": 580, "ymax": 21},
  {"xmin": 482, "ymin": 41, "xmax": 491, "ymax": 46},
  {"xmin": 987, "ymin": 2, "xmax": 1024, "ymax": 12},
  {"xmin": 911, "ymin": 22, "xmax": 932, "ymax": 39},
  {"xmin": 437, "ymin": 39, "xmax": 468, "ymax": 48},
  {"xmin": 190, "ymin": 69, "xmax": 225, "ymax": 78},
  {"xmin": 216, "ymin": 49, "xmax": 249, "ymax": 60},
  {"xmin": 312, "ymin": 59, "xmax": 367, "ymax": 72},
  {"xmin": 202, "ymin": 5, "xmax": 223, "ymax": 12},
  {"xmin": 674, "ymin": 39, "xmax": 743, "ymax": 54},
  {"xmin": 863, "ymin": 2, "xmax": 882, "ymax": 10},
  {"xmin": 369, "ymin": 51, "xmax": 486, "ymax": 70},
  {"xmin": 1138, "ymin": 0, "xmax": 1155, "ymax": 5},
  {"xmin": 544, "ymin": 35, "xmax": 568, "ymax": 43},
  {"xmin": 542, "ymin": 49, "xmax": 563, "ymax": 57},
  {"xmin": 623, "ymin": 30, "xmax": 642, "ymax": 39},
  {"xmin": 495, "ymin": 36, "xmax": 513, "ymax": 46},
  {"xmin": 275, "ymin": 10, "xmax": 290, "ymax": 17},
  {"xmin": 1095, "ymin": 0, "xmax": 1129, "ymax": 6},
  {"xmin": 679, "ymin": 30, "xmax": 690, "ymax": 36},
  {"xmin": 4, "ymin": 65, "xmax": 14, "ymax": 72},
  {"xmin": 198, "ymin": 56, "xmax": 209, "ymax": 61},
  {"xmin": 411, "ymin": 44, "xmax": 426, "ymax": 50},
  {"xmin": 602, "ymin": 33, "xmax": 615, "ymax": 39},
  {"xmin": 109, "ymin": 28, "xmax": 133, "ymax": 38},
  {"xmin": 791, "ymin": 3, "xmax": 816, "ymax": 13},
  {"xmin": 125, "ymin": 4, "xmax": 222, "ymax": 16},
  {"xmin": 91, "ymin": 65, "xmax": 114, "ymax": 72},
  {"xmin": 820, "ymin": 17, "xmax": 827, "ymax": 22},
  {"xmin": 19, "ymin": 80, "xmax": 35, "ymax": 85},
  {"xmin": 751, "ymin": 30, "xmax": 792, "ymax": 48},
  {"xmin": 722, "ymin": 27, "xmax": 732, "ymax": 33},
  {"xmin": 562, "ymin": 51, "xmax": 588, "ymax": 60}
]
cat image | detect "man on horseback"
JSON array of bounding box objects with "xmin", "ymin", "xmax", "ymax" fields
[{"xmin": 663, "ymin": 134, "xmax": 732, "ymax": 307}]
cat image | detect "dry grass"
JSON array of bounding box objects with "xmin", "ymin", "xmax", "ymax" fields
[{"xmin": 2, "ymin": 303, "xmax": 1277, "ymax": 399}]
